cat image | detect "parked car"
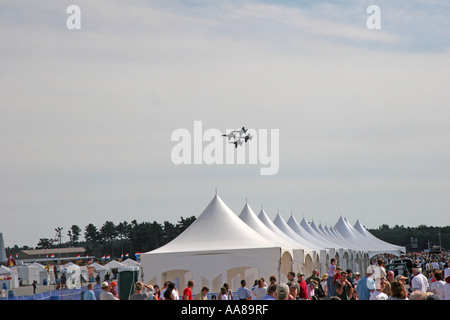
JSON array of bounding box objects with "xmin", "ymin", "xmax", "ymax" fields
[{"xmin": 385, "ymin": 263, "xmax": 411, "ymax": 283}]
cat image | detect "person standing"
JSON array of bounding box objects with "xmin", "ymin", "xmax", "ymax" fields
[
  {"xmin": 218, "ymin": 287, "xmax": 228, "ymax": 300},
  {"xmin": 356, "ymin": 268, "xmax": 376, "ymax": 300},
  {"xmin": 327, "ymin": 258, "xmax": 337, "ymax": 299},
  {"xmin": 444, "ymin": 268, "xmax": 450, "ymax": 300},
  {"xmin": 335, "ymin": 272, "xmax": 353, "ymax": 300},
  {"xmin": 109, "ymin": 281, "xmax": 119, "ymax": 299},
  {"xmin": 306, "ymin": 269, "xmax": 320, "ymax": 285},
  {"xmin": 183, "ymin": 280, "xmax": 194, "ymax": 300},
  {"xmin": 297, "ymin": 273, "xmax": 309, "ymax": 300},
  {"xmin": 374, "ymin": 258, "xmax": 386, "ymax": 291},
  {"xmin": 100, "ymin": 282, "xmax": 118, "ymax": 300},
  {"xmin": 194, "ymin": 286, "xmax": 209, "ymax": 300},
  {"xmin": 276, "ymin": 283, "xmax": 289, "ymax": 300},
  {"xmin": 388, "ymin": 280, "xmax": 408, "ymax": 300},
  {"xmin": 224, "ymin": 283, "xmax": 234, "ymax": 300},
  {"xmin": 32, "ymin": 280, "xmax": 37, "ymax": 295},
  {"xmin": 262, "ymin": 285, "xmax": 277, "ymax": 300},
  {"xmin": 253, "ymin": 279, "xmax": 267, "ymax": 300},
  {"xmin": 411, "ymin": 265, "xmax": 429, "ymax": 293},
  {"xmin": 286, "ymin": 271, "xmax": 300, "ymax": 297},
  {"xmin": 237, "ymin": 280, "xmax": 251, "ymax": 300},
  {"xmin": 83, "ymin": 283, "xmax": 96, "ymax": 300},
  {"xmin": 319, "ymin": 274, "xmax": 328, "ymax": 299},
  {"xmin": 370, "ymin": 277, "xmax": 388, "ymax": 300},
  {"xmin": 430, "ymin": 270, "xmax": 445, "ymax": 300},
  {"xmin": 130, "ymin": 281, "xmax": 155, "ymax": 300},
  {"xmin": 307, "ymin": 280, "xmax": 318, "ymax": 300}
]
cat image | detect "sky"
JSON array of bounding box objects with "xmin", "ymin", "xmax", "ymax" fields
[{"xmin": 0, "ymin": 0, "xmax": 449, "ymax": 248}]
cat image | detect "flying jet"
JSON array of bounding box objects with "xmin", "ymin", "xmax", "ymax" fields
[
  {"xmin": 230, "ymin": 138, "xmax": 244, "ymax": 148},
  {"xmin": 221, "ymin": 131, "xmax": 236, "ymax": 141},
  {"xmin": 244, "ymin": 134, "xmax": 253, "ymax": 143},
  {"xmin": 233, "ymin": 127, "xmax": 248, "ymax": 136}
]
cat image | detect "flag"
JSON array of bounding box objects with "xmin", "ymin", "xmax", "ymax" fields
[
  {"xmin": 101, "ymin": 255, "xmax": 105, "ymax": 260},
  {"xmin": 86, "ymin": 255, "xmax": 89, "ymax": 259},
  {"xmin": 76, "ymin": 254, "xmax": 80, "ymax": 259},
  {"xmin": 15, "ymin": 254, "xmax": 18, "ymax": 259},
  {"xmin": 51, "ymin": 254, "xmax": 55, "ymax": 259},
  {"xmin": 106, "ymin": 255, "xmax": 110, "ymax": 260},
  {"xmin": 125, "ymin": 253, "xmax": 129, "ymax": 258},
  {"xmin": 120, "ymin": 254, "xmax": 123, "ymax": 259}
]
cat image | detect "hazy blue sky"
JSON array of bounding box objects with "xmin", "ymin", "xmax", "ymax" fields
[{"xmin": 1, "ymin": 0, "xmax": 449, "ymax": 247}]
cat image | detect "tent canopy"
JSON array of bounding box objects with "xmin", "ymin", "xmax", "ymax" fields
[
  {"xmin": 141, "ymin": 193, "xmax": 292, "ymax": 292},
  {"xmin": 105, "ymin": 260, "xmax": 124, "ymax": 269}
]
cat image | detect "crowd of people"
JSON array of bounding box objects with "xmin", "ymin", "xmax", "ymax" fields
[{"xmin": 86, "ymin": 253, "xmax": 450, "ymax": 301}]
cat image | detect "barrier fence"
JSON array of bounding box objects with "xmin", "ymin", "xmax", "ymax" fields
[
  {"xmin": 0, "ymin": 284, "xmax": 103, "ymax": 300},
  {"xmin": 1, "ymin": 284, "xmax": 233, "ymax": 300}
]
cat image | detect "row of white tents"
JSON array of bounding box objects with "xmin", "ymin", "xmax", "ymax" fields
[
  {"xmin": 141, "ymin": 193, "xmax": 405, "ymax": 293},
  {"xmin": 0, "ymin": 259, "xmax": 140, "ymax": 290}
]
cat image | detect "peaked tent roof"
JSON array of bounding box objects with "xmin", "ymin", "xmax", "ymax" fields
[
  {"xmin": 334, "ymin": 217, "xmax": 403, "ymax": 256},
  {"xmin": 148, "ymin": 194, "xmax": 287, "ymax": 254},
  {"xmin": 30, "ymin": 262, "xmax": 47, "ymax": 271},
  {"xmin": 88, "ymin": 262, "xmax": 106, "ymax": 271},
  {"xmin": 308, "ymin": 220, "xmax": 347, "ymax": 250},
  {"xmin": 122, "ymin": 259, "xmax": 139, "ymax": 266},
  {"xmin": 299, "ymin": 218, "xmax": 343, "ymax": 249},
  {"xmin": 104, "ymin": 260, "xmax": 124, "ymax": 269},
  {"xmin": 287, "ymin": 215, "xmax": 328, "ymax": 250},
  {"xmin": 273, "ymin": 213, "xmax": 321, "ymax": 250},
  {"xmin": 353, "ymin": 220, "xmax": 405, "ymax": 253},
  {"xmin": 257, "ymin": 209, "xmax": 310, "ymax": 249},
  {"xmin": 0, "ymin": 265, "xmax": 13, "ymax": 274},
  {"xmin": 238, "ymin": 203, "xmax": 297, "ymax": 250},
  {"xmin": 321, "ymin": 224, "xmax": 359, "ymax": 250}
]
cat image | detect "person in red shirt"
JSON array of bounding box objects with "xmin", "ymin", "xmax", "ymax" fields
[
  {"xmin": 333, "ymin": 266, "xmax": 342, "ymax": 286},
  {"xmin": 297, "ymin": 273, "xmax": 309, "ymax": 299},
  {"xmin": 183, "ymin": 280, "xmax": 194, "ymax": 300}
]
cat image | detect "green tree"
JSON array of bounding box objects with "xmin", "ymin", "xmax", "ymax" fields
[
  {"xmin": 67, "ymin": 225, "xmax": 81, "ymax": 246},
  {"xmin": 37, "ymin": 238, "xmax": 52, "ymax": 249}
]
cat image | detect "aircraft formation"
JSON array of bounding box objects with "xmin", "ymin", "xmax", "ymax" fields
[{"xmin": 222, "ymin": 127, "xmax": 253, "ymax": 148}]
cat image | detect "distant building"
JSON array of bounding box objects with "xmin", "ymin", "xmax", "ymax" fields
[{"xmin": 18, "ymin": 247, "xmax": 90, "ymax": 263}]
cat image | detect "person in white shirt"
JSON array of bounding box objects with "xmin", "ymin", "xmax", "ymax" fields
[
  {"xmin": 100, "ymin": 282, "xmax": 118, "ymax": 300},
  {"xmin": 411, "ymin": 266, "xmax": 429, "ymax": 293},
  {"xmin": 373, "ymin": 258, "xmax": 386, "ymax": 291},
  {"xmin": 430, "ymin": 270, "xmax": 445, "ymax": 300},
  {"xmin": 370, "ymin": 277, "xmax": 388, "ymax": 300},
  {"xmin": 218, "ymin": 287, "xmax": 228, "ymax": 300},
  {"xmin": 253, "ymin": 279, "xmax": 268, "ymax": 300},
  {"xmin": 444, "ymin": 268, "xmax": 450, "ymax": 300}
]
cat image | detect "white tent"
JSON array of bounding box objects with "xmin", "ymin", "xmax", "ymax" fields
[
  {"xmin": 88, "ymin": 262, "xmax": 111, "ymax": 281},
  {"xmin": 15, "ymin": 264, "xmax": 40, "ymax": 286},
  {"xmin": 122, "ymin": 259, "xmax": 139, "ymax": 267},
  {"xmin": 0, "ymin": 265, "xmax": 19, "ymax": 289},
  {"xmin": 141, "ymin": 193, "xmax": 293, "ymax": 293},
  {"xmin": 353, "ymin": 220, "xmax": 406, "ymax": 255},
  {"xmin": 105, "ymin": 260, "xmax": 124, "ymax": 270},
  {"xmin": 238, "ymin": 202, "xmax": 308, "ymax": 280},
  {"xmin": 30, "ymin": 262, "xmax": 50, "ymax": 285},
  {"xmin": 334, "ymin": 217, "xmax": 404, "ymax": 258},
  {"xmin": 281, "ymin": 214, "xmax": 330, "ymax": 275},
  {"xmin": 61, "ymin": 262, "xmax": 81, "ymax": 289}
]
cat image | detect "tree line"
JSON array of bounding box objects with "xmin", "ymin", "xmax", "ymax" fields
[
  {"xmin": 6, "ymin": 216, "xmax": 196, "ymax": 259},
  {"xmin": 368, "ymin": 224, "xmax": 450, "ymax": 252},
  {"xmin": 6, "ymin": 221, "xmax": 449, "ymax": 259}
]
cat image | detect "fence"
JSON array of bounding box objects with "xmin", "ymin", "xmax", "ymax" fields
[
  {"xmin": 1, "ymin": 284, "xmax": 236, "ymax": 300},
  {"xmin": 0, "ymin": 284, "xmax": 103, "ymax": 300}
]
